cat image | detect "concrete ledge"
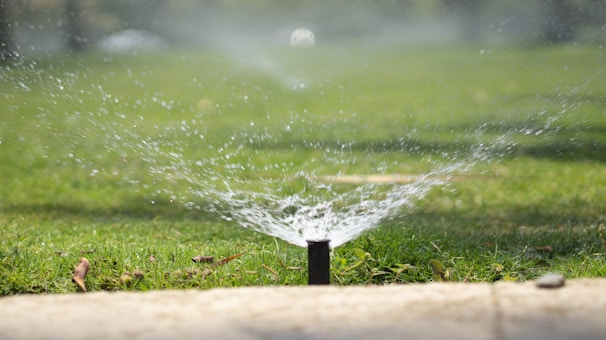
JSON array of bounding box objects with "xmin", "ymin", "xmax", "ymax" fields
[{"xmin": 1, "ymin": 279, "xmax": 605, "ymax": 339}]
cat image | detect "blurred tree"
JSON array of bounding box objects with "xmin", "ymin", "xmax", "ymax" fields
[
  {"xmin": 95, "ymin": 0, "xmax": 166, "ymax": 32},
  {"xmin": 541, "ymin": 0, "xmax": 578, "ymax": 42},
  {"xmin": 539, "ymin": 0, "xmax": 606, "ymax": 43},
  {"xmin": 63, "ymin": 0, "xmax": 87, "ymax": 51},
  {"xmin": 0, "ymin": 0, "xmax": 15, "ymax": 61},
  {"xmin": 586, "ymin": 0, "xmax": 606, "ymax": 25},
  {"xmin": 440, "ymin": 0, "xmax": 485, "ymax": 40}
]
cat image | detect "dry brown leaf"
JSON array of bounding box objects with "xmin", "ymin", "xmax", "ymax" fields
[
  {"xmin": 192, "ymin": 255, "xmax": 215, "ymax": 263},
  {"xmin": 185, "ymin": 268, "xmax": 197, "ymax": 278},
  {"xmin": 535, "ymin": 245, "xmax": 554, "ymax": 253},
  {"xmin": 72, "ymin": 257, "xmax": 90, "ymax": 292},
  {"xmin": 120, "ymin": 272, "xmax": 132, "ymax": 284},
  {"xmin": 184, "ymin": 268, "xmax": 213, "ymax": 278}
]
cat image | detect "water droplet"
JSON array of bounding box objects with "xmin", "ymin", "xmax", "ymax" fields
[{"xmin": 18, "ymin": 82, "xmax": 30, "ymax": 92}]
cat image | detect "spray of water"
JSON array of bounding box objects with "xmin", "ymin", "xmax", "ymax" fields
[
  {"xmin": 120, "ymin": 115, "xmax": 495, "ymax": 248},
  {"xmin": 4, "ymin": 28, "xmax": 591, "ymax": 250},
  {"xmin": 212, "ymin": 162, "xmax": 468, "ymax": 248}
]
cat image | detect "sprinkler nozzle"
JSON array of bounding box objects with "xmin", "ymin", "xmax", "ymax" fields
[{"xmin": 307, "ymin": 239, "xmax": 330, "ymax": 285}]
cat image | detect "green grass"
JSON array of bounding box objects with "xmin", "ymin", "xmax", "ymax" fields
[{"xmin": 1, "ymin": 43, "xmax": 605, "ymax": 294}]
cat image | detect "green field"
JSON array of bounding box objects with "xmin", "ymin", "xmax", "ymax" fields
[{"xmin": 1, "ymin": 43, "xmax": 605, "ymax": 294}]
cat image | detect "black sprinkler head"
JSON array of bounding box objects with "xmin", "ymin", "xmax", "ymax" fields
[{"xmin": 307, "ymin": 239, "xmax": 330, "ymax": 285}]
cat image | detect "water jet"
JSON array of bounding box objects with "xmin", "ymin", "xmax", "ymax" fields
[{"xmin": 307, "ymin": 239, "xmax": 330, "ymax": 285}]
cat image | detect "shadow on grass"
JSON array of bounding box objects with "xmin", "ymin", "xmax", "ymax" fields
[
  {"xmin": 250, "ymin": 122, "xmax": 606, "ymax": 163},
  {"xmin": 5, "ymin": 195, "xmax": 604, "ymax": 257},
  {"xmin": 2, "ymin": 197, "xmax": 225, "ymax": 223},
  {"xmin": 384, "ymin": 205, "xmax": 605, "ymax": 257}
]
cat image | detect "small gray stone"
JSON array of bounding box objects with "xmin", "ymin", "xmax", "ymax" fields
[{"xmin": 536, "ymin": 273, "xmax": 565, "ymax": 288}]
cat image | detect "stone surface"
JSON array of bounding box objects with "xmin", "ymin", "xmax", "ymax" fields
[
  {"xmin": 0, "ymin": 279, "xmax": 605, "ymax": 339},
  {"xmin": 535, "ymin": 273, "xmax": 566, "ymax": 288}
]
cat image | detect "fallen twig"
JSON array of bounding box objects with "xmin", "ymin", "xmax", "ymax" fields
[
  {"xmin": 262, "ymin": 264, "xmax": 278, "ymax": 276},
  {"xmin": 262, "ymin": 264, "xmax": 279, "ymax": 281},
  {"xmin": 212, "ymin": 252, "xmax": 245, "ymax": 267}
]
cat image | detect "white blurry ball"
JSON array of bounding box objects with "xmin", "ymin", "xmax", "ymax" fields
[{"xmin": 290, "ymin": 28, "xmax": 315, "ymax": 48}]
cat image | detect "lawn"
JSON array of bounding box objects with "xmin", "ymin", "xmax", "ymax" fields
[{"xmin": 1, "ymin": 42, "xmax": 605, "ymax": 294}]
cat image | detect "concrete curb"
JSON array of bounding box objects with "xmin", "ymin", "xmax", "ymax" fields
[{"xmin": 1, "ymin": 279, "xmax": 605, "ymax": 339}]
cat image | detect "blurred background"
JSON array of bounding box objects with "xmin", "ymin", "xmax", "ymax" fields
[{"xmin": 1, "ymin": 0, "xmax": 606, "ymax": 59}]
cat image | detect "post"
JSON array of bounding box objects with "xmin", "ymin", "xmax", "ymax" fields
[{"xmin": 307, "ymin": 239, "xmax": 330, "ymax": 285}]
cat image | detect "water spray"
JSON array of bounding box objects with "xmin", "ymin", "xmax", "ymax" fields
[{"xmin": 307, "ymin": 239, "xmax": 330, "ymax": 285}]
